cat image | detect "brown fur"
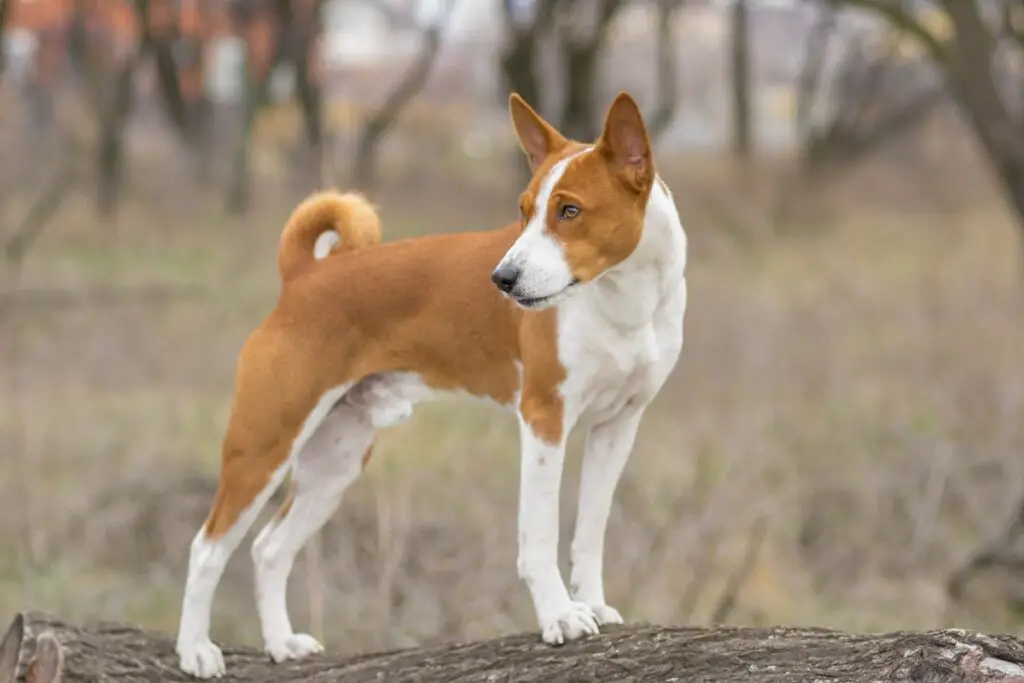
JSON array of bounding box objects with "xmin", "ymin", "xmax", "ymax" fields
[
  {"xmin": 202, "ymin": 93, "xmax": 651, "ymax": 540},
  {"xmin": 511, "ymin": 93, "xmax": 656, "ymax": 285},
  {"xmin": 277, "ymin": 191, "xmax": 382, "ymax": 279},
  {"xmin": 204, "ymin": 210, "xmax": 564, "ymax": 538}
]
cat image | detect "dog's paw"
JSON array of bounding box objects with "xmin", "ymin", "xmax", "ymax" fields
[
  {"xmin": 266, "ymin": 633, "xmax": 325, "ymax": 663},
  {"xmin": 589, "ymin": 603, "xmax": 624, "ymax": 626},
  {"xmin": 541, "ymin": 601, "xmax": 600, "ymax": 646},
  {"xmin": 177, "ymin": 637, "xmax": 226, "ymax": 679}
]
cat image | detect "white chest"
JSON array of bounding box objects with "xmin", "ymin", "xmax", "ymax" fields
[{"xmin": 558, "ymin": 284, "xmax": 684, "ymax": 427}]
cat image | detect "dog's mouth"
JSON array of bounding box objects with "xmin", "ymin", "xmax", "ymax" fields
[{"xmin": 513, "ymin": 280, "xmax": 580, "ymax": 310}]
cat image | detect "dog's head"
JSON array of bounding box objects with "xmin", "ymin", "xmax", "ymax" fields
[{"xmin": 492, "ymin": 92, "xmax": 655, "ymax": 310}]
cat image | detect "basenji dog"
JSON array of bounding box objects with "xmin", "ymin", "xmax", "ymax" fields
[{"xmin": 175, "ymin": 91, "xmax": 687, "ymax": 678}]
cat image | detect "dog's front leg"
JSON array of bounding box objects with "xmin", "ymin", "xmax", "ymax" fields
[
  {"xmin": 569, "ymin": 405, "xmax": 646, "ymax": 626},
  {"xmin": 517, "ymin": 418, "xmax": 600, "ymax": 645}
]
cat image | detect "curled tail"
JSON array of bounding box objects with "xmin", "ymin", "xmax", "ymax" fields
[{"xmin": 278, "ymin": 190, "xmax": 382, "ymax": 280}]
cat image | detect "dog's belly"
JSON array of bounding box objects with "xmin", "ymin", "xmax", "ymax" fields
[{"xmin": 341, "ymin": 371, "xmax": 511, "ymax": 429}]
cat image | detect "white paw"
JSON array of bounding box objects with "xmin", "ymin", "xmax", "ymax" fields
[
  {"xmin": 590, "ymin": 603, "xmax": 624, "ymax": 625},
  {"xmin": 266, "ymin": 633, "xmax": 325, "ymax": 663},
  {"xmin": 177, "ymin": 638, "xmax": 226, "ymax": 679},
  {"xmin": 540, "ymin": 601, "xmax": 600, "ymax": 646}
]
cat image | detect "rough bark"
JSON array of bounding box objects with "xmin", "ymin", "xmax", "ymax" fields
[{"xmin": 5, "ymin": 612, "xmax": 1024, "ymax": 683}]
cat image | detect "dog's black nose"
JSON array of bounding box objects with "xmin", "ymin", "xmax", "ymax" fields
[{"xmin": 491, "ymin": 264, "xmax": 520, "ymax": 293}]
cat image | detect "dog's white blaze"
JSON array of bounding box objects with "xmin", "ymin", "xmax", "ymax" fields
[
  {"xmin": 313, "ymin": 230, "xmax": 339, "ymax": 260},
  {"xmin": 499, "ymin": 149, "xmax": 592, "ymax": 301}
]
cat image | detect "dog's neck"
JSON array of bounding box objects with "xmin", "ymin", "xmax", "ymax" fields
[{"xmin": 565, "ymin": 178, "xmax": 686, "ymax": 332}]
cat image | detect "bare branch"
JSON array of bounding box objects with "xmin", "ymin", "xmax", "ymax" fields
[
  {"xmin": 365, "ymin": 0, "xmax": 456, "ymax": 32},
  {"xmin": 796, "ymin": 4, "xmax": 837, "ymax": 138},
  {"xmin": 829, "ymin": 0, "xmax": 949, "ymax": 62},
  {"xmin": 948, "ymin": 500, "xmax": 1024, "ymax": 602},
  {"xmin": 350, "ymin": 1, "xmax": 457, "ymax": 188},
  {"xmin": 3, "ymin": 156, "xmax": 78, "ymax": 268},
  {"xmin": 710, "ymin": 517, "xmax": 767, "ymax": 625}
]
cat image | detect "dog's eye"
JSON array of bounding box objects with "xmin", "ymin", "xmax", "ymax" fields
[{"xmin": 559, "ymin": 204, "xmax": 580, "ymax": 220}]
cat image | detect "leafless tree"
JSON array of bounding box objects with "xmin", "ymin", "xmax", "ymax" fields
[
  {"xmin": 499, "ymin": 0, "xmax": 562, "ymax": 127},
  {"xmin": 647, "ymin": 0, "xmax": 685, "ymax": 142},
  {"xmin": 497, "ymin": 0, "xmax": 633, "ymax": 179},
  {"xmin": 552, "ymin": 0, "xmax": 627, "ymax": 141},
  {"xmin": 827, "ymin": 0, "xmax": 1024, "ymax": 248},
  {"xmin": 228, "ymin": 0, "xmax": 326, "ymax": 213},
  {"xmin": 351, "ymin": 0, "xmax": 459, "ymax": 190},
  {"xmin": 795, "ymin": 6, "xmax": 945, "ymax": 178}
]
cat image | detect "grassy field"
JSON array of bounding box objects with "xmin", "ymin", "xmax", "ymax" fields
[{"xmin": 1, "ymin": 120, "xmax": 1023, "ymax": 657}]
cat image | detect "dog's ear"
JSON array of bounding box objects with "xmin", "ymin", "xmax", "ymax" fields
[
  {"xmin": 509, "ymin": 93, "xmax": 569, "ymax": 171},
  {"xmin": 596, "ymin": 92, "xmax": 653, "ymax": 189},
  {"xmin": 0, "ymin": 615, "xmax": 24, "ymax": 683},
  {"xmin": 25, "ymin": 633, "xmax": 64, "ymax": 683}
]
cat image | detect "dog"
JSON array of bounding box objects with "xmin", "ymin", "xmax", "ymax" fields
[{"xmin": 175, "ymin": 91, "xmax": 687, "ymax": 678}]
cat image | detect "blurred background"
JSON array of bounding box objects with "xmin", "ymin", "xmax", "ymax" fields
[{"xmin": 1, "ymin": 0, "xmax": 1024, "ymax": 655}]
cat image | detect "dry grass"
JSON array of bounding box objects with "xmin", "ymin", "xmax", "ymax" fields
[{"xmin": 1, "ymin": 114, "xmax": 1023, "ymax": 657}]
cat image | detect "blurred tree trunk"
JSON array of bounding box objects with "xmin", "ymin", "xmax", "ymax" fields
[
  {"xmin": 351, "ymin": 3, "xmax": 453, "ymax": 190},
  {"xmin": 228, "ymin": 1, "xmax": 289, "ymax": 214},
  {"xmin": 647, "ymin": 0, "xmax": 684, "ymax": 142},
  {"xmin": 95, "ymin": 1, "xmax": 165, "ymax": 218},
  {"xmin": 289, "ymin": 0, "xmax": 326, "ymax": 191},
  {"xmin": 556, "ymin": 0, "xmax": 626, "ymax": 141},
  {"xmin": 0, "ymin": 0, "xmax": 10, "ymax": 77},
  {"xmin": 730, "ymin": 0, "xmax": 753, "ymax": 159},
  {"xmin": 500, "ymin": 0, "xmax": 562, "ymax": 182},
  {"xmin": 940, "ymin": 0, "xmax": 1024, "ymax": 242},
  {"xmin": 828, "ymin": 0, "xmax": 1024, "ymax": 257},
  {"xmin": 294, "ymin": 8, "xmax": 324, "ymax": 162},
  {"xmin": 144, "ymin": 0, "xmax": 190, "ymax": 142}
]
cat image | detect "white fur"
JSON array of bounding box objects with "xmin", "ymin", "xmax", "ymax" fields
[
  {"xmin": 496, "ymin": 149, "xmax": 592, "ymax": 307},
  {"xmin": 176, "ymin": 383, "xmax": 354, "ymax": 678},
  {"xmin": 517, "ymin": 176, "xmax": 687, "ymax": 643},
  {"xmin": 516, "ymin": 417, "xmax": 601, "ymax": 643},
  {"xmin": 176, "ymin": 462, "xmax": 290, "ymax": 679},
  {"xmin": 176, "ymin": 171, "xmax": 687, "ymax": 677},
  {"xmin": 177, "ymin": 374, "xmax": 427, "ymax": 678},
  {"xmin": 251, "ymin": 399, "xmax": 376, "ymax": 663},
  {"xmin": 313, "ymin": 230, "xmax": 339, "ymax": 260}
]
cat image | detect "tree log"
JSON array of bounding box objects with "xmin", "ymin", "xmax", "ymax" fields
[{"xmin": 5, "ymin": 611, "xmax": 1024, "ymax": 682}]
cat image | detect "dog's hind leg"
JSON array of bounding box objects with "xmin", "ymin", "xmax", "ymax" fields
[
  {"xmin": 176, "ymin": 435, "xmax": 292, "ymax": 679},
  {"xmin": 176, "ymin": 350, "xmax": 350, "ymax": 679},
  {"xmin": 251, "ymin": 399, "xmax": 377, "ymax": 663}
]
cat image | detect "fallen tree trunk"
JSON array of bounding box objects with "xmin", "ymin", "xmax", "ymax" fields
[{"xmin": 5, "ymin": 611, "xmax": 1024, "ymax": 682}]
